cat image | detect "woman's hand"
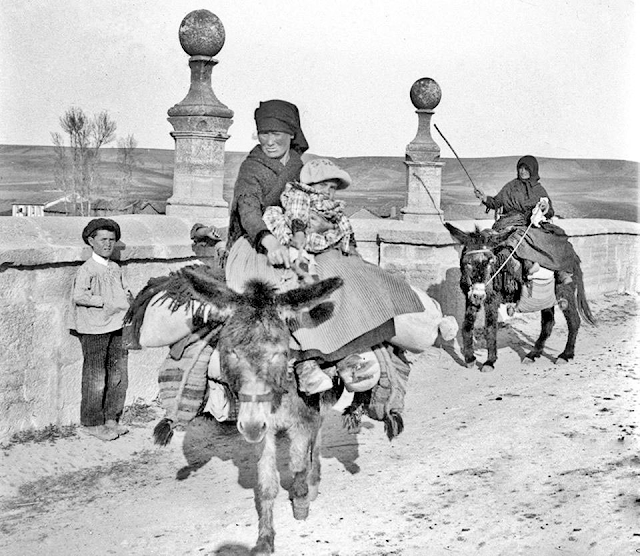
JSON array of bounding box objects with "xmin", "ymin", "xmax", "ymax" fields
[
  {"xmin": 474, "ymin": 189, "xmax": 487, "ymax": 203},
  {"xmin": 538, "ymin": 197, "xmax": 550, "ymax": 214},
  {"xmin": 261, "ymin": 233, "xmax": 291, "ymax": 268}
]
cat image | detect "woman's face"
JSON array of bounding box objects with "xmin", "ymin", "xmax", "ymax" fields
[
  {"xmin": 311, "ymin": 180, "xmax": 339, "ymax": 200},
  {"xmin": 518, "ymin": 165, "xmax": 531, "ymax": 180},
  {"xmin": 258, "ymin": 131, "xmax": 293, "ymax": 159}
]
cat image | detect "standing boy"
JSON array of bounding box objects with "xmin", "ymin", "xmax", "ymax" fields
[{"xmin": 71, "ymin": 218, "xmax": 131, "ymax": 441}]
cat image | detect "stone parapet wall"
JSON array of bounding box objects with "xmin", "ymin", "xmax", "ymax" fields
[{"xmin": 0, "ymin": 215, "xmax": 638, "ymax": 442}]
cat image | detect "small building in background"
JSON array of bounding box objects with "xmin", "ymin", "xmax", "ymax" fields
[
  {"xmin": 12, "ymin": 203, "xmax": 45, "ymax": 217},
  {"xmin": 348, "ymin": 207, "xmax": 379, "ymax": 220}
]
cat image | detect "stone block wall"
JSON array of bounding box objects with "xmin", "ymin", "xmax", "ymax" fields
[{"xmin": 0, "ymin": 215, "xmax": 637, "ymax": 442}]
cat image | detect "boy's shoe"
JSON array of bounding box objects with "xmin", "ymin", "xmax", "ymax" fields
[
  {"xmin": 83, "ymin": 425, "xmax": 119, "ymax": 441},
  {"xmin": 295, "ymin": 360, "xmax": 333, "ymax": 395},
  {"xmin": 105, "ymin": 420, "xmax": 129, "ymax": 436}
]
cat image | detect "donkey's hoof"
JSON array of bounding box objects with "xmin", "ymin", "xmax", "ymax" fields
[
  {"xmin": 555, "ymin": 356, "xmax": 570, "ymax": 365},
  {"xmin": 465, "ymin": 359, "xmax": 477, "ymax": 369},
  {"xmin": 523, "ymin": 355, "xmax": 537, "ymax": 364},
  {"xmin": 307, "ymin": 483, "xmax": 319, "ymax": 502},
  {"xmin": 480, "ymin": 364, "xmax": 495, "ymax": 373},
  {"xmin": 292, "ymin": 498, "xmax": 310, "ymax": 520},
  {"xmin": 251, "ymin": 536, "xmax": 275, "ymax": 555},
  {"xmin": 342, "ymin": 410, "xmax": 362, "ymax": 433}
]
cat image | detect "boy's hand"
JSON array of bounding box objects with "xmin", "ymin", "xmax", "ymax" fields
[{"xmin": 308, "ymin": 211, "xmax": 333, "ymax": 234}]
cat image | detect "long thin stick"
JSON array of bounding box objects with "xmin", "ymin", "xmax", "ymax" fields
[{"xmin": 433, "ymin": 123, "xmax": 481, "ymax": 195}]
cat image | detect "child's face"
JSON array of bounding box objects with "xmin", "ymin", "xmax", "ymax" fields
[
  {"xmin": 88, "ymin": 229, "xmax": 117, "ymax": 259},
  {"xmin": 312, "ymin": 180, "xmax": 338, "ymax": 200}
]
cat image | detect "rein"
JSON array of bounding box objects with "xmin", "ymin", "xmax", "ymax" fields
[{"xmin": 463, "ymin": 221, "xmax": 534, "ymax": 286}]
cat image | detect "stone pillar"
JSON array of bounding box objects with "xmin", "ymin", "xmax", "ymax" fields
[
  {"xmin": 401, "ymin": 77, "xmax": 445, "ymax": 223},
  {"xmin": 166, "ymin": 10, "xmax": 234, "ymax": 223}
]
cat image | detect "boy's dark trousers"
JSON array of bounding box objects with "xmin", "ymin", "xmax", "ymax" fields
[{"xmin": 79, "ymin": 329, "xmax": 128, "ymax": 427}]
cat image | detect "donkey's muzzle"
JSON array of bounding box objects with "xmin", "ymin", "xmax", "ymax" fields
[
  {"xmin": 236, "ymin": 391, "xmax": 273, "ymax": 443},
  {"xmin": 468, "ymin": 283, "xmax": 487, "ymax": 305},
  {"xmin": 237, "ymin": 418, "xmax": 268, "ymax": 443}
]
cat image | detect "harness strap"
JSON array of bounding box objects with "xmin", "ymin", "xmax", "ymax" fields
[{"xmin": 463, "ymin": 248, "xmax": 493, "ymax": 256}]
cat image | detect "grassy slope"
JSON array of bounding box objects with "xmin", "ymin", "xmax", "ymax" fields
[{"xmin": 0, "ymin": 145, "xmax": 637, "ymax": 222}]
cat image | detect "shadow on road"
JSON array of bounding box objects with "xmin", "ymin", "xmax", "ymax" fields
[{"xmin": 177, "ymin": 408, "xmax": 362, "ymax": 490}]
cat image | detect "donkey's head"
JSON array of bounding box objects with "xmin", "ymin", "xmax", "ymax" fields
[
  {"xmin": 445, "ymin": 223, "xmax": 510, "ymax": 306},
  {"xmin": 182, "ymin": 268, "xmax": 342, "ymax": 443}
]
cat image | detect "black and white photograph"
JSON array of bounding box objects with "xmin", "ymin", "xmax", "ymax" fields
[{"xmin": 0, "ymin": 1, "xmax": 638, "ymax": 555}]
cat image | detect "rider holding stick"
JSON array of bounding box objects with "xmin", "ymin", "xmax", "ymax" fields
[{"xmin": 475, "ymin": 155, "xmax": 575, "ymax": 285}]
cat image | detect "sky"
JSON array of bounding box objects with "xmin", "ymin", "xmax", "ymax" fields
[{"xmin": 1, "ymin": 0, "xmax": 638, "ymax": 161}]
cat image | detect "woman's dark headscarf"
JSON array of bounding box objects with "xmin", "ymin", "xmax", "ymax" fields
[
  {"xmin": 254, "ymin": 99, "xmax": 309, "ymax": 154},
  {"xmin": 516, "ymin": 155, "xmax": 540, "ymax": 187}
]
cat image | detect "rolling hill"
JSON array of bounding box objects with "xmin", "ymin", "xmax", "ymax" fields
[{"xmin": 0, "ymin": 145, "xmax": 637, "ymax": 222}]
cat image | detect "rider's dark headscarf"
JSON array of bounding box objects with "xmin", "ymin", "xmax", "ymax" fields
[
  {"xmin": 254, "ymin": 99, "xmax": 309, "ymax": 154},
  {"xmin": 516, "ymin": 155, "xmax": 540, "ymax": 188}
]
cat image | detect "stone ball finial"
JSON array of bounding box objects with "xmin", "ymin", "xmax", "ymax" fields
[
  {"xmin": 178, "ymin": 10, "xmax": 225, "ymax": 57},
  {"xmin": 410, "ymin": 77, "xmax": 442, "ymax": 110}
]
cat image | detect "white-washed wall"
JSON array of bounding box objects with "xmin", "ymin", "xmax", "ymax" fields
[{"xmin": 0, "ymin": 215, "xmax": 637, "ymax": 442}]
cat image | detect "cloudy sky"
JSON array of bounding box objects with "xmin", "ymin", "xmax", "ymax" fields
[{"xmin": 1, "ymin": 0, "xmax": 637, "ymax": 161}]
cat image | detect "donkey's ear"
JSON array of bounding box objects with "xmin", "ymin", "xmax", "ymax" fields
[
  {"xmin": 275, "ymin": 277, "xmax": 343, "ymax": 320},
  {"xmin": 444, "ymin": 222, "xmax": 470, "ymax": 245},
  {"xmin": 488, "ymin": 228, "xmax": 513, "ymax": 246},
  {"xmin": 178, "ymin": 265, "xmax": 239, "ymax": 323}
]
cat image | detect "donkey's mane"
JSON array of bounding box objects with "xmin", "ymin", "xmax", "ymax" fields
[{"xmin": 242, "ymin": 279, "xmax": 279, "ymax": 311}]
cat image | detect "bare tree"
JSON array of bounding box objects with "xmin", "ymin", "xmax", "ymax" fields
[
  {"xmin": 117, "ymin": 134, "xmax": 139, "ymax": 203},
  {"xmin": 52, "ymin": 107, "xmax": 116, "ymax": 215},
  {"xmin": 51, "ymin": 131, "xmax": 73, "ymax": 214}
]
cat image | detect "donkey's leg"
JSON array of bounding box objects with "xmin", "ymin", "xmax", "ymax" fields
[
  {"xmin": 482, "ymin": 299, "xmax": 500, "ymax": 372},
  {"xmin": 462, "ymin": 302, "xmax": 480, "ymax": 367},
  {"xmin": 307, "ymin": 424, "xmax": 322, "ymax": 502},
  {"xmin": 526, "ymin": 307, "xmax": 555, "ymax": 361},
  {"xmin": 254, "ymin": 431, "xmax": 278, "ymax": 555},
  {"xmin": 288, "ymin": 423, "xmax": 314, "ymax": 520},
  {"xmin": 557, "ymin": 283, "xmax": 580, "ymax": 363}
]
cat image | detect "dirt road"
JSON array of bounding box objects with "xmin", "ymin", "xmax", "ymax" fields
[{"xmin": 1, "ymin": 293, "xmax": 638, "ymax": 556}]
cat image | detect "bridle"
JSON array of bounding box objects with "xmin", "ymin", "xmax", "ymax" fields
[{"xmin": 462, "ymin": 221, "xmax": 533, "ymax": 286}]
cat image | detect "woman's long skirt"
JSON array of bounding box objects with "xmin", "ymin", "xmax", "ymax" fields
[{"xmin": 225, "ymin": 237, "xmax": 424, "ymax": 361}]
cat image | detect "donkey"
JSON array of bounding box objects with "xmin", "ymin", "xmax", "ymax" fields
[
  {"xmin": 131, "ymin": 265, "xmax": 343, "ymax": 555},
  {"xmin": 445, "ymin": 223, "xmax": 595, "ymax": 371}
]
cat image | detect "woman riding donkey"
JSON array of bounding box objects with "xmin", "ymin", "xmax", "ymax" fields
[
  {"xmin": 474, "ymin": 155, "xmax": 578, "ymax": 312},
  {"xmin": 132, "ymin": 99, "xmax": 457, "ymax": 442},
  {"xmin": 225, "ymin": 99, "xmax": 427, "ymax": 404}
]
